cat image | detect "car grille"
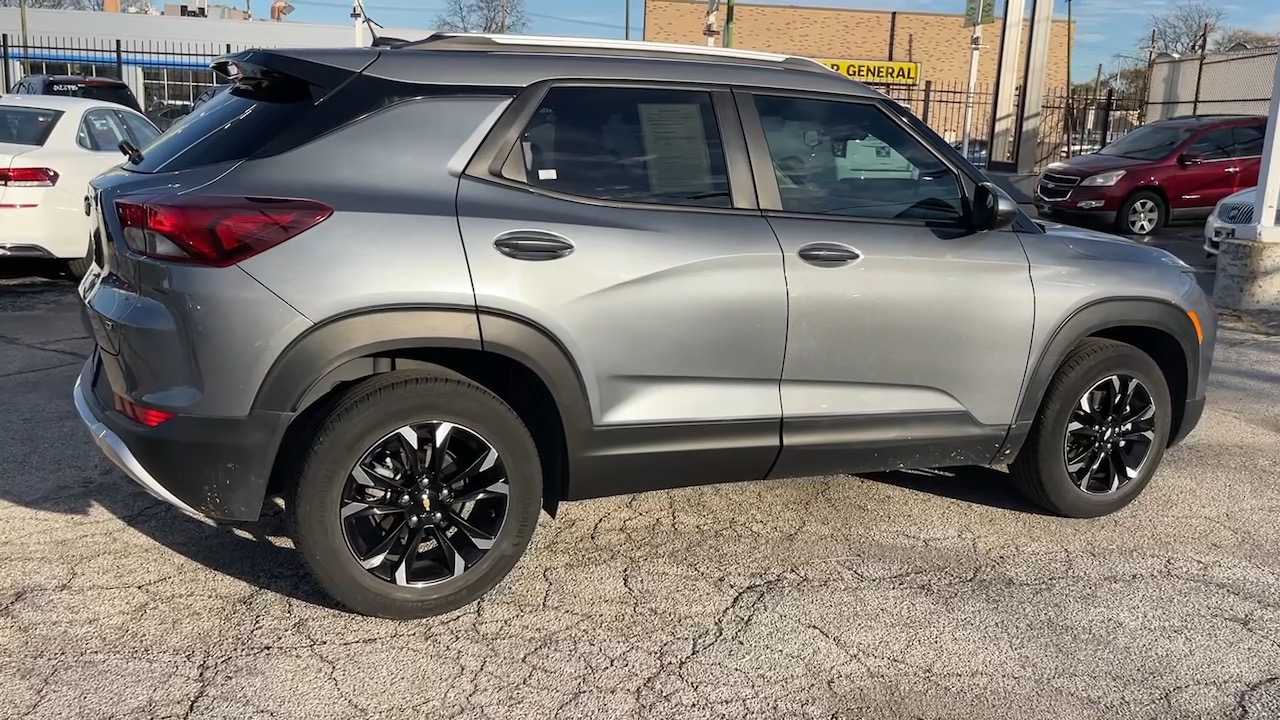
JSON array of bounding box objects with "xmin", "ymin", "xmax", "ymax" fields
[
  {"xmin": 1217, "ymin": 202, "xmax": 1255, "ymax": 225},
  {"xmin": 1041, "ymin": 173, "xmax": 1082, "ymax": 187},
  {"xmin": 1037, "ymin": 172, "xmax": 1081, "ymax": 201}
]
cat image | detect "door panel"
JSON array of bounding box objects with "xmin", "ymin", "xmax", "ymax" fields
[
  {"xmin": 738, "ymin": 91, "xmax": 1034, "ymax": 479},
  {"xmin": 1175, "ymin": 127, "xmax": 1240, "ymax": 208},
  {"xmin": 457, "ymin": 84, "xmax": 788, "ymax": 434}
]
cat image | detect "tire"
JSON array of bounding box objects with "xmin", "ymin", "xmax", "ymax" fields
[
  {"xmin": 1115, "ymin": 190, "xmax": 1166, "ymax": 236},
  {"xmin": 289, "ymin": 371, "xmax": 542, "ymax": 619},
  {"xmin": 1010, "ymin": 339, "xmax": 1172, "ymax": 518},
  {"xmin": 65, "ymin": 250, "xmax": 93, "ymax": 280}
]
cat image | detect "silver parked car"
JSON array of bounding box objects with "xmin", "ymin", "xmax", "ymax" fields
[{"xmin": 75, "ymin": 33, "xmax": 1217, "ymax": 619}]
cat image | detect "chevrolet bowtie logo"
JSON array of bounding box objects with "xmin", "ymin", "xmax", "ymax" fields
[{"xmin": 421, "ymin": 495, "xmax": 431, "ymax": 511}]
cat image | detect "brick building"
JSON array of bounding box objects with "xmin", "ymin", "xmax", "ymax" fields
[{"xmin": 643, "ymin": 0, "xmax": 1074, "ymax": 140}]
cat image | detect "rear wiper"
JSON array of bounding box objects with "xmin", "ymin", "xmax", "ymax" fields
[{"xmin": 117, "ymin": 139, "xmax": 144, "ymax": 165}]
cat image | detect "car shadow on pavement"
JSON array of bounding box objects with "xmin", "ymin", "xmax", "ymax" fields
[{"xmin": 863, "ymin": 465, "xmax": 1052, "ymax": 515}]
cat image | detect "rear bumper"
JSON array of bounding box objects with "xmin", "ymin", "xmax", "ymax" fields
[{"xmin": 74, "ymin": 353, "xmax": 294, "ymax": 522}]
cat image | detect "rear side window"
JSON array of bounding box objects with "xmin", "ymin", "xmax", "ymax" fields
[
  {"xmin": 124, "ymin": 80, "xmax": 313, "ymax": 173},
  {"xmin": 0, "ymin": 106, "xmax": 62, "ymax": 146},
  {"xmin": 1234, "ymin": 124, "xmax": 1266, "ymax": 157},
  {"xmin": 509, "ymin": 86, "xmax": 732, "ymax": 208},
  {"xmin": 78, "ymin": 109, "xmax": 131, "ymax": 152}
]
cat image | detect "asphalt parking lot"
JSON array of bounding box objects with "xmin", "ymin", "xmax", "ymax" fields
[{"xmin": 2, "ymin": 228, "xmax": 1279, "ymax": 720}]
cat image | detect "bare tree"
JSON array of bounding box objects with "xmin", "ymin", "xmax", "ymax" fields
[
  {"xmin": 1212, "ymin": 27, "xmax": 1280, "ymax": 51},
  {"xmin": 1142, "ymin": 0, "xmax": 1226, "ymax": 55},
  {"xmin": 0, "ymin": 0, "xmax": 106, "ymax": 8},
  {"xmin": 434, "ymin": 0, "xmax": 528, "ymax": 33}
]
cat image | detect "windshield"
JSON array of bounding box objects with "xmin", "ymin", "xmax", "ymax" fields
[
  {"xmin": 1098, "ymin": 124, "xmax": 1195, "ymax": 160},
  {"xmin": 0, "ymin": 106, "xmax": 62, "ymax": 146}
]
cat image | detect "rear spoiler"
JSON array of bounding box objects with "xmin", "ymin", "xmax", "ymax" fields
[{"xmin": 211, "ymin": 48, "xmax": 379, "ymax": 103}]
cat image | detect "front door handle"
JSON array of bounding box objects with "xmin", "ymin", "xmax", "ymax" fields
[
  {"xmin": 797, "ymin": 242, "xmax": 861, "ymax": 265},
  {"xmin": 493, "ymin": 231, "xmax": 574, "ymax": 261},
  {"xmin": 1225, "ymin": 166, "xmax": 1241, "ymax": 173}
]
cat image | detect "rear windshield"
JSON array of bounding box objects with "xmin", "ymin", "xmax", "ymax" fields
[
  {"xmin": 45, "ymin": 81, "xmax": 139, "ymax": 111},
  {"xmin": 124, "ymin": 81, "xmax": 312, "ymax": 174},
  {"xmin": 0, "ymin": 106, "xmax": 63, "ymax": 146}
]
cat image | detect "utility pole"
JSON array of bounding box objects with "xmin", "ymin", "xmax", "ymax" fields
[
  {"xmin": 960, "ymin": 0, "xmax": 993, "ymax": 159},
  {"xmin": 1092, "ymin": 63, "xmax": 1102, "ymax": 95},
  {"xmin": 961, "ymin": 26, "xmax": 982, "ymax": 158},
  {"xmin": 350, "ymin": 0, "xmax": 363, "ymax": 46},
  {"xmin": 723, "ymin": 0, "xmax": 734, "ymax": 47},
  {"xmin": 18, "ymin": 0, "xmax": 30, "ymax": 77},
  {"xmin": 988, "ymin": 0, "xmax": 1025, "ymax": 169},
  {"xmin": 625, "ymin": 0, "xmax": 630, "ymax": 40},
  {"xmin": 703, "ymin": 0, "xmax": 719, "ymax": 47}
]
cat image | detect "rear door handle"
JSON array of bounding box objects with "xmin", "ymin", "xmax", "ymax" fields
[
  {"xmin": 797, "ymin": 242, "xmax": 861, "ymax": 265},
  {"xmin": 493, "ymin": 231, "xmax": 574, "ymax": 261}
]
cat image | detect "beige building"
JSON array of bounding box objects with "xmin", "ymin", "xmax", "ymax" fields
[{"xmin": 643, "ymin": 0, "xmax": 1073, "ymax": 93}]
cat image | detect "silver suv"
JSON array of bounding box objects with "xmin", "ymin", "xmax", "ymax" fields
[{"xmin": 74, "ymin": 34, "xmax": 1216, "ymax": 619}]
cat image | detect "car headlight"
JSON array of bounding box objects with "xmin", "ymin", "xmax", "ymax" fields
[{"xmin": 1080, "ymin": 170, "xmax": 1127, "ymax": 187}]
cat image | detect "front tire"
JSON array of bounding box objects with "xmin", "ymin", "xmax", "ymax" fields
[
  {"xmin": 1116, "ymin": 191, "xmax": 1166, "ymax": 236},
  {"xmin": 1011, "ymin": 339, "xmax": 1172, "ymax": 518},
  {"xmin": 290, "ymin": 371, "xmax": 542, "ymax": 619}
]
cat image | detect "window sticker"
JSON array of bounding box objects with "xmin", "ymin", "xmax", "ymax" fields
[{"xmin": 636, "ymin": 103, "xmax": 713, "ymax": 196}]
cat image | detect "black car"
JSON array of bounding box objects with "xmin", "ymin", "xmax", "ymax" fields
[{"xmin": 8, "ymin": 75, "xmax": 143, "ymax": 113}]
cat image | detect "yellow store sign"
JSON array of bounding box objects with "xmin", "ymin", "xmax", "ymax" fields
[{"xmin": 819, "ymin": 59, "xmax": 921, "ymax": 85}]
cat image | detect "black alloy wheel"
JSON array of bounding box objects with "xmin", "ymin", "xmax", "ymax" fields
[
  {"xmin": 1063, "ymin": 374, "xmax": 1158, "ymax": 495},
  {"xmin": 341, "ymin": 420, "xmax": 510, "ymax": 587}
]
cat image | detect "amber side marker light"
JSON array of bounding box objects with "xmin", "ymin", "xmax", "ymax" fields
[{"xmin": 1186, "ymin": 310, "xmax": 1203, "ymax": 345}]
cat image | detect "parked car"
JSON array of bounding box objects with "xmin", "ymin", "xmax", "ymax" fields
[
  {"xmin": 8, "ymin": 74, "xmax": 143, "ymax": 113},
  {"xmin": 0, "ymin": 94, "xmax": 160, "ymax": 276},
  {"xmin": 147, "ymin": 101, "xmax": 193, "ymax": 131},
  {"xmin": 1203, "ymin": 186, "xmax": 1278, "ymax": 256},
  {"xmin": 952, "ymin": 138, "xmax": 989, "ymax": 168},
  {"xmin": 1035, "ymin": 114, "xmax": 1267, "ymax": 236},
  {"xmin": 75, "ymin": 34, "xmax": 1216, "ymax": 619}
]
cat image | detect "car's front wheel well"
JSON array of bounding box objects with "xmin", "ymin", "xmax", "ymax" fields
[
  {"xmin": 1089, "ymin": 325, "xmax": 1188, "ymax": 445},
  {"xmin": 267, "ymin": 350, "xmax": 569, "ymax": 515}
]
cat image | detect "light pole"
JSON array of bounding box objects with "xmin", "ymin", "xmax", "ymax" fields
[{"xmin": 18, "ymin": 0, "xmax": 30, "ymax": 77}]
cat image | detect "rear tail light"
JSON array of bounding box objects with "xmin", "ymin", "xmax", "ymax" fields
[
  {"xmin": 113, "ymin": 394, "xmax": 174, "ymax": 427},
  {"xmin": 114, "ymin": 194, "xmax": 332, "ymax": 267},
  {"xmin": 0, "ymin": 167, "xmax": 59, "ymax": 187}
]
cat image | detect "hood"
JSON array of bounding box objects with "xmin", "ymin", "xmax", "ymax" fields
[
  {"xmin": 1223, "ymin": 187, "xmax": 1256, "ymax": 205},
  {"xmin": 1039, "ymin": 222, "xmax": 1192, "ymax": 270},
  {"xmin": 1043, "ymin": 153, "xmax": 1149, "ymax": 177}
]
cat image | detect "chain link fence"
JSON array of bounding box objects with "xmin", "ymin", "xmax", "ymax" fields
[{"xmin": 1147, "ymin": 46, "xmax": 1277, "ymax": 120}]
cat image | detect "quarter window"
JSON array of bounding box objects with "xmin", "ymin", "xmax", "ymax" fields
[
  {"xmin": 509, "ymin": 86, "xmax": 732, "ymax": 209},
  {"xmin": 751, "ymin": 94, "xmax": 965, "ymax": 222}
]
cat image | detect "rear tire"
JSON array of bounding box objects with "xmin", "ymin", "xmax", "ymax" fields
[
  {"xmin": 289, "ymin": 371, "xmax": 542, "ymax": 619},
  {"xmin": 1011, "ymin": 339, "xmax": 1172, "ymax": 518},
  {"xmin": 65, "ymin": 253, "xmax": 92, "ymax": 280},
  {"xmin": 1115, "ymin": 191, "xmax": 1166, "ymax": 236}
]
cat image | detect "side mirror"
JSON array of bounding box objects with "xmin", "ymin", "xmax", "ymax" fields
[
  {"xmin": 1178, "ymin": 152, "xmax": 1204, "ymax": 166},
  {"xmin": 971, "ymin": 182, "xmax": 1019, "ymax": 232}
]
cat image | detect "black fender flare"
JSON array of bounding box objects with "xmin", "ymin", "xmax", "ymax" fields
[
  {"xmin": 253, "ymin": 306, "xmax": 595, "ymax": 443},
  {"xmin": 1011, "ymin": 297, "xmax": 1201, "ymax": 431}
]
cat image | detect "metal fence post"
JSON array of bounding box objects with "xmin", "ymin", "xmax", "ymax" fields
[
  {"xmin": 1, "ymin": 34, "xmax": 9, "ymax": 90},
  {"xmin": 921, "ymin": 80, "xmax": 933, "ymax": 124},
  {"xmin": 115, "ymin": 39, "xmax": 124, "ymax": 79},
  {"xmin": 1099, "ymin": 88, "xmax": 1114, "ymax": 149},
  {"xmin": 1191, "ymin": 54, "xmax": 1205, "ymax": 115}
]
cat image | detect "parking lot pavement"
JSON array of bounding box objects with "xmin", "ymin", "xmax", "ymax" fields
[{"xmin": 3, "ymin": 271, "xmax": 1279, "ymax": 720}]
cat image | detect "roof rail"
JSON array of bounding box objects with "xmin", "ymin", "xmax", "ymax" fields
[{"xmin": 394, "ymin": 32, "xmax": 832, "ymax": 72}]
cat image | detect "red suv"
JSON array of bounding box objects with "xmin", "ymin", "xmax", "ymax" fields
[{"xmin": 1035, "ymin": 114, "xmax": 1267, "ymax": 235}]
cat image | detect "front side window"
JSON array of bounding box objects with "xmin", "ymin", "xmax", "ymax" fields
[
  {"xmin": 510, "ymin": 86, "xmax": 732, "ymax": 209},
  {"xmin": 115, "ymin": 110, "xmax": 161, "ymax": 148},
  {"xmin": 751, "ymin": 94, "xmax": 964, "ymax": 221}
]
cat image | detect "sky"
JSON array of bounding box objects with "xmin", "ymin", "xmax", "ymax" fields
[{"xmin": 283, "ymin": 0, "xmax": 1280, "ymax": 80}]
